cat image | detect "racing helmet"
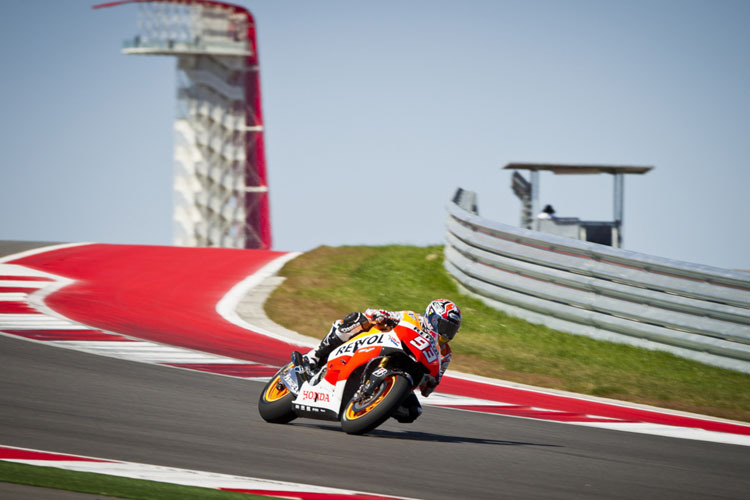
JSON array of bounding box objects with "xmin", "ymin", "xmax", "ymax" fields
[{"xmin": 424, "ymin": 299, "xmax": 461, "ymax": 343}]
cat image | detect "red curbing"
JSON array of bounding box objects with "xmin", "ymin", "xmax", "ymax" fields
[
  {"xmin": 0, "ymin": 447, "xmax": 112, "ymax": 463},
  {"xmin": 10, "ymin": 243, "xmax": 306, "ymax": 366}
]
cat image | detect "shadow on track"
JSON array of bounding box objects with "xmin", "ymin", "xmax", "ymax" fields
[{"xmin": 292, "ymin": 423, "xmax": 559, "ymax": 447}]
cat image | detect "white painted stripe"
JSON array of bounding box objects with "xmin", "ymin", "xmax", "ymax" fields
[
  {"xmin": 1, "ymin": 446, "xmax": 420, "ymax": 499},
  {"xmin": 100, "ymin": 352, "xmax": 235, "ymax": 363},
  {"xmin": 46, "ymin": 341, "xmax": 258, "ymax": 364},
  {"xmin": 215, "ymin": 252, "xmax": 312, "ymax": 346},
  {"xmin": 0, "ymin": 280, "xmax": 49, "ymax": 288},
  {"xmin": 573, "ymin": 421, "xmax": 750, "ymax": 447},
  {"xmin": 0, "ymin": 314, "xmax": 88, "ymax": 329},
  {"xmin": 0, "ymin": 263, "xmax": 59, "ymax": 277},
  {"xmin": 15, "ymin": 461, "xmax": 353, "ymax": 491},
  {"xmin": 587, "ymin": 414, "xmax": 630, "ymax": 421},
  {"xmin": 0, "ymin": 293, "xmax": 29, "ymax": 301},
  {"xmin": 0, "ymin": 243, "xmax": 93, "ymax": 264},
  {"xmin": 419, "ymin": 393, "xmax": 517, "ymax": 407},
  {"xmin": 0, "ymin": 257, "xmax": 85, "ymax": 329}
]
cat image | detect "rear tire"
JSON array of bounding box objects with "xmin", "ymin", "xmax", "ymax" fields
[
  {"xmin": 340, "ymin": 375, "xmax": 411, "ymax": 435},
  {"xmin": 258, "ymin": 367, "xmax": 297, "ymax": 424}
]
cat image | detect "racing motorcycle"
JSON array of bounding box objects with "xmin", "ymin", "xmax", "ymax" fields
[{"xmin": 258, "ymin": 314, "xmax": 441, "ymax": 435}]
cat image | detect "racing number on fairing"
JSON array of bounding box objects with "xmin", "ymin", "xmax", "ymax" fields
[{"xmin": 410, "ymin": 335, "xmax": 439, "ymax": 363}]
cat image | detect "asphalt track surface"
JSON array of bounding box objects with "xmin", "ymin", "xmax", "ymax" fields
[{"xmin": 2, "ymin": 243, "xmax": 750, "ymax": 499}]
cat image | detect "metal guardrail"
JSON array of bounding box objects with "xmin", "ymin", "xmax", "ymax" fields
[{"xmin": 444, "ymin": 189, "xmax": 750, "ymax": 373}]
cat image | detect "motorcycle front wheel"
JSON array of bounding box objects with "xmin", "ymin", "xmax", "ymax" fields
[
  {"xmin": 258, "ymin": 366, "xmax": 297, "ymax": 424},
  {"xmin": 340, "ymin": 374, "xmax": 411, "ymax": 435}
]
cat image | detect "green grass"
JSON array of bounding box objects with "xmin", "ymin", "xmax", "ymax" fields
[
  {"xmin": 0, "ymin": 461, "xmax": 274, "ymax": 500},
  {"xmin": 265, "ymin": 245, "xmax": 750, "ymax": 422}
]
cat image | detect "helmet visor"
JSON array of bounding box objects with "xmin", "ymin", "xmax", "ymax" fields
[{"xmin": 429, "ymin": 314, "xmax": 460, "ymax": 341}]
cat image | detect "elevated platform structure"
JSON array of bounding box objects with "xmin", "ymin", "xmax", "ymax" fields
[
  {"xmin": 95, "ymin": 0, "xmax": 271, "ymax": 249},
  {"xmin": 505, "ymin": 163, "xmax": 653, "ymax": 248}
]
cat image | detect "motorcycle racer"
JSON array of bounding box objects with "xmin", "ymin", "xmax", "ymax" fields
[{"xmin": 303, "ymin": 299, "xmax": 462, "ymax": 423}]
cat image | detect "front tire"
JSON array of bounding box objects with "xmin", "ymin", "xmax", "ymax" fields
[
  {"xmin": 340, "ymin": 375, "xmax": 411, "ymax": 435},
  {"xmin": 258, "ymin": 367, "xmax": 297, "ymax": 424}
]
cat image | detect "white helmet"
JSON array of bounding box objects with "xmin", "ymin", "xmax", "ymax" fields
[{"xmin": 424, "ymin": 299, "xmax": 461, "ymax": 342}]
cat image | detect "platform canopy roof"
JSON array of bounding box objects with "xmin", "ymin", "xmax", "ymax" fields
[{"xmin": 503, "ymin": 163, "xmax": 653, "ymax": 175}]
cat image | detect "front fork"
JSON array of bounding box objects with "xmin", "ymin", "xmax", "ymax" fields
[
  {"xmin": 356, "ymin": 357, "xmax": 390, "ymax": 400},
  {"xmin": 277, "ymin": 352, "xmax": 309, "ymax": 396},
  {"xmin": 353, "ymin": 356, "xmax": 415, "ymax": 402}
]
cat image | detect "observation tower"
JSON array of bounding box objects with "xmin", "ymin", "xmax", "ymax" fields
[{"xmin": 95, "ymin": 0, "xmax": 271, "ymax": 249}]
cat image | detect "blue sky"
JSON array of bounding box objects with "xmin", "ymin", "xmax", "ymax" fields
[{"xmin": 1, "ymin": 0, "xmax": 748, "ymax": 270}]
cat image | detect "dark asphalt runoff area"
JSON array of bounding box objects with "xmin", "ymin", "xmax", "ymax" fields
[{"xmin": 1, "ymin": 241, "xmax": 749, "ymax": 499}]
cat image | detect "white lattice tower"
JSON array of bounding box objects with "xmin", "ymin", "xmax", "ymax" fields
[{"xmin": 95, "ymin": 0, "xmax": 271, "ymax": 249}]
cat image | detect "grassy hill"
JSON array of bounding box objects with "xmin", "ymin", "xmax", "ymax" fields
[{"xmin": 264, "ymin": 245, "xmax": 750, "ymax": 422}]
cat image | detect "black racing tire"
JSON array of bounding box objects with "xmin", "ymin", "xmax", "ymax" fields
[
  {"xmin": 258, "ymin": 367, "xmax": 297, "ymax": 424},
  {"xmin": 340, "ymin": 374, "xmax": 411, "ymax": 435}
]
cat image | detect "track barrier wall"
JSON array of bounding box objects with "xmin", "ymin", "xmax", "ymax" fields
[{"xmin": 444, "ymin": 189, "xmax": 750, "ymax": 373}]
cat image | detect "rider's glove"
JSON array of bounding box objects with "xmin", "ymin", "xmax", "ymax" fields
[
  {"xmin": 419, "ymin": 375, "xmax": 438, "ymax": 397},
  {"xmin": 366, "ymin": 309, "xmax": 398, "ymax": 329}
]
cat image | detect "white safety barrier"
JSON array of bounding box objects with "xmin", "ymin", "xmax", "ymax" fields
[{"xmin": 444, "ymin": 189, "xmax": 750, "ymax": 373}]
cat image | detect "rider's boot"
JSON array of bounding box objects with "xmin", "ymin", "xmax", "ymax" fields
[
  {"xmin": 291, "ymin": 350, "xmax": 315, "ymax": 382},
  {"xmin": 304, "ymin": 325, "xmax": 345, "ymax": 372},
  {"xmin": 393, "ymin": 393, "xmax": 423, "ymax": 423}
]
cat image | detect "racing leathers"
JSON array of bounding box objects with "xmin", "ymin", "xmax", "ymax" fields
[{"xmin": 304, "ymin": 308, "xmax": 452, "ymax": 423}]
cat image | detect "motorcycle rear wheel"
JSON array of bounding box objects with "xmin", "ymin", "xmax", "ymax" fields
[
  {"xmin": 258, "ymin": 367, "xmax": 297, "ymax": 424},
  {"xmin": 340, "ymin": 374, "xmax": 411, "ymax": 435}
]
